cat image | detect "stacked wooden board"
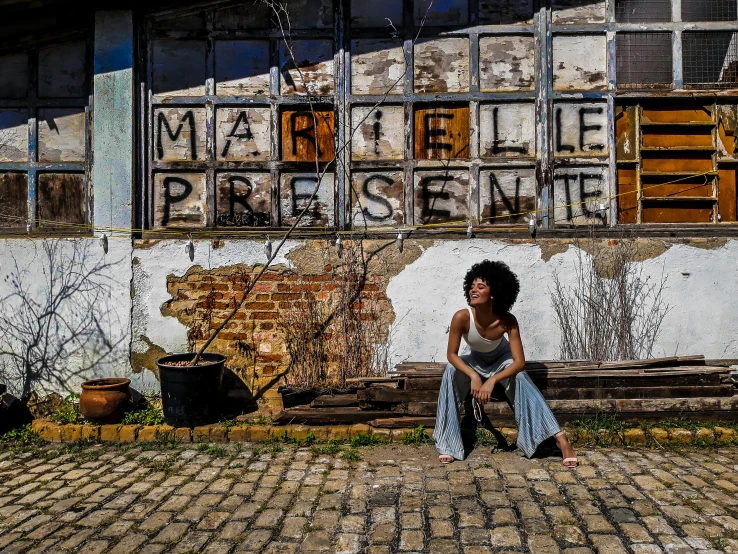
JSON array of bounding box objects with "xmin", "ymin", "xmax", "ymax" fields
[{"xmin": 273, "ymin": 355, "xmax": 738, "ymax": 427}]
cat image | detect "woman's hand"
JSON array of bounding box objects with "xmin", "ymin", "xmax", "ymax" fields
[
  {"xmin": 470, "ymin": 374, "xmax": 484, "ymax": 403},
  {"xmin": 476, "ymin": 377, "xmax": 497, "ymax": 405}
]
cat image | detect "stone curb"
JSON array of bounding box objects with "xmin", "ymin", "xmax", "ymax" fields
[
  {"xmin": 30, "ymin": 419, "xmax": 738, "ymax": 446},
  {"xmin": 30, "ymin": 420, "xmax": 442, "ymax": 444}
]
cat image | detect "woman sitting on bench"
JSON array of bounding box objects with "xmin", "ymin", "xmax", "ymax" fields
[{"xmin": 433, "ymin": 259, "xmax": 577, "ymax": 467}]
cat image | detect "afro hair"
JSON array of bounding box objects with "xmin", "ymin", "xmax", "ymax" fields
[{"xmin": 463, "ymin": 260, "xmax": 520, "ymax": 314}]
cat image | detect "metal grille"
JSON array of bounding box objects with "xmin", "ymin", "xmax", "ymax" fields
[
  {"xmin": 682, "ymin": 0, "xmax": 737, "ymax": 22},
  {"xmin": 683, "ymin": 32, "xmax": 738, "ymax": 89},
  {"xmin": 615, "ymin": 0, "xmax": 671, "ymax": 22},
  {"xmin": 616, "ymin": 33, "xmax": 673, "ymax": 88}
]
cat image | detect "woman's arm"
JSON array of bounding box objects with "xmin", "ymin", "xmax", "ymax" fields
[
  {"xmin": 447, "ymin": 310, "xmax": 485, "ymax": 401},
  {"xmin": 478, "ymin": 315, "xmax": 526, "ymax": 403},
  {"xmin": 490, "ymin": 314, "xmax": 526, "ymax": 382}
]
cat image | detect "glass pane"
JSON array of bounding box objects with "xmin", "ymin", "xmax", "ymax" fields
[
  {"xmin": 615, "ymin": 0, "xmax": 671, "ymax": 22},
  {"xmin": 683, "ymin": 0, "xmax": 737, "ymax": 21},
  {"xmin": 616, "ymin": 33, "xmax": 673, "ymax": 88},
  {"xmin": 683, "ymin": 32, "xmax": 738, "ymax": 89}
]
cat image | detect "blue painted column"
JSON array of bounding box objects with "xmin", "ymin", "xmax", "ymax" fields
[{"xmin": 93, "ymin": 11, "xmax": 134, "ymax": 234}]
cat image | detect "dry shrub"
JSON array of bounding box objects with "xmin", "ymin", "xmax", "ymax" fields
[
  {"xmin": 282, "ymin": 241, "xmax": 389, "ymax": 389},
  {"xmin": 550, "ymin": 230, "xmax": 670, "ymax": 361}
]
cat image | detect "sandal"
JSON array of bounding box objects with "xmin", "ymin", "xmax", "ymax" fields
[
  {"xmin": 438, "ymin": 455, "xmax": 454, "ymax": 464},
  {"xmin": 563, "ymin": 457, "xmax": 578, "ymax": 468}
]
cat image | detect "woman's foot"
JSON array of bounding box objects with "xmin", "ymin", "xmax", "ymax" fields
[
  {"xmin": 438, "ymin": 455, "xmax": 454, "ymax": 464},
  {"xmin": 554, "ymin": 431, "xmax": 578, "ymax": 467}
]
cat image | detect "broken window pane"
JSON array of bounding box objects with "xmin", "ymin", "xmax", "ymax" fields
[
  {"xmin": 682, "ymin": 0, "xmax": 737, "ymax": 22},
  {"xmin": 615, "ymin": 0, "xmax": 671, "ymax": 23},
  {"xmin": 683, "ymin": 32, "xmax": 738, "ymax": 89},
  {"xmin": 616, "ymin": 33, "xmax": 672, "ymax": 88}
]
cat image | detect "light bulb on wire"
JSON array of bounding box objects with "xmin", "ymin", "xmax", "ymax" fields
[{"xmin": 396, "ymin": 230, "xmax": 404, "ymax": 253}]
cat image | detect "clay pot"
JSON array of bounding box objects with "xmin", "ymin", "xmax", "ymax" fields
[{"xmin": 80, "ymin": 378, "xmax": 132, "ymax": 424}]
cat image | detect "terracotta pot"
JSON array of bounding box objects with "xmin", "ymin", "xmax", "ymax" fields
[{"xmin": 80, "ymin": 378, "xmax": 132, "ymax": 424}]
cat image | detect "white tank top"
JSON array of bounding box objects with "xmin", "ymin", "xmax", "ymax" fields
[{"xmin": 463, "ymin": 307, "xmax": 503, "ymax": 352}]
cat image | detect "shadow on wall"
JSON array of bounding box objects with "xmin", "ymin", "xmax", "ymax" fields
[{"xmin": 0, "ymin": 239, "xmax": 129, "ymax": 402}]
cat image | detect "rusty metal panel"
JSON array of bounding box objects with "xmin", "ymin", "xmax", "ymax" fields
[
  {"xmin": 214, "ymin": 3, "xmax": 271, "ymax": 29},
  {"xmin": 478, "ymin": 0, "xmax": 534, "ymax": 25},
  {"xmin": 215, "ymin": 172, "xmax": 271, "ymax": 227},
  {"xmin": 554, "ymin": 102, "xmax": 609, "ymax": 157},
  {"xmin": 0, "ymin": 110, "xmax": 28, "ymax": 162},
  {"xmin": 0, "ymin": 53, "xmax": 28, "ymax": 98},
  {"xmin": 154, "ymin": 108, "xmax": 207, "ymax": 161},
  {"xmin": 38, "ymin": 173, "xmax": 85, "ymax": 226},
  {"xmin": 479, "ymin": 36, "xmax": 535, "ymax": 92},
  {"xmin": 351, "ymin": 39, "xmax": 404, "ymax": 95},
  {"xmin": 0, "ymin": 173, "xmax": 27, "ymax": 227},
  {"xmin": 479, "ymin": 103, "xmax": 535, "ymax": 158},
  {"xmin": 551, "ymin": 0, "xmax": 606, "ymax": 24},
  {"xmin": 414, "ymin": 38, "xmax": 470, "ymax": 94},
  {"xmin": 350, "ymin": 0, "xmax": 403, "ymax": 27},
  {"xmin": 350, "ymin": 171, "xmax": 404, "ymax": 227},
  {"xmin": 215, "ymin": 41, "xmax": 271, "ymax": 96},
  {"xmin": 279, "ymin": 173, "xmax": 334, "ymax": 227},
  {"xmin": 413, "ymin": 170, "xmax": 470, "ymax": 225},
  {"xmin": 414, "ymin": 0, "xmax": 469, "ymax": 25},
  {"xmin": 153, "ymin": 172, "xmax": 206, "ymax": 228},
  {"xmin": 480, "ymin": 169, "xmax": 536, "ymax": 224},
  {"xmin": 615, "ymin": 105, "xmax": 637, "ymax": 162},
  {"xmin": 414, "ymin": 104, "xmax": 470, "ymax": 160},
  {"xmin": 216, "ymin": 107, "xmax": 271, "ymax": 161},
  {"xmin": 279, "ymin": 40, "xmax": 334, "ymax": 96},
  {"xmin": 38, "ymin": 108, "xmax": 86, "ymax": 163},
  {"xmin": 351, "ymin": 105, "xmax": 404, "ymax": 161},
  {"xmin": 38, "ymin": 41, "xmax": 87, "ymax": 98},
  {"xmin": 553, "ymin": 167, "xmax": 609, "ymax": 225},
  {"xmin": 281, "ymin": 109, "xmax": 335, "ymax": 162},
  {"xmin": 152, "ymin": 39, "xmax": 207, "ymax": 98},
  {"xmin": 552, "ymin": 35, "xmax": 607, "ymax": 91}
]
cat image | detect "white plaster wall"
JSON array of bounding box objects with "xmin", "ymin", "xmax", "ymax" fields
[
  {"xmin": 3, "ymin": 236, "xmax": 736, "ymax": 397},
  {"xmin": 386, "ymin": 239, "xmax": 738, "ymax": 367},
  {"xmin": 0, "ymin": 238, "xmax": 133, "ymax": 397}
]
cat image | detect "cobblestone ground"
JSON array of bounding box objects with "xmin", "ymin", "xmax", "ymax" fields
[{"xmin": 1, "ymin": 442, "xmax": 738, "ymax": 554}]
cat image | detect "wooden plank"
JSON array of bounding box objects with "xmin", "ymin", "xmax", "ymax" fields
[
  {"xmin": 358, "ymin": 388, "xmax": 439, "ymax": 403},
  {"xmin": 704, "ymin": 359, "xmax": 738, "ymax": 367},
  {"xmin": 404, "ymin": 377, "xmax": 443, "ymax": 390},
  {"xmin": 273, "ymin": 407, "xmax": 396, "ymax": 425},
  {"xmin": 369, "ymin": 417, "xmax": 436, "ymax": 429},
  {"xmin": 310, "ymin": 394, "xmax": 359, "ymax": 408},
  {"xmin": 541, "ymin": 385, "xmax": 733, "ymax": 400},
  {"xmin": 617, "ymin": 167, "xmax": 638, "ymax": 224}
]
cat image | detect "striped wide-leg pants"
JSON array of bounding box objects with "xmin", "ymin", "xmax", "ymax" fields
[{"xmin": 433, "ymin": 349, "xmax": 561, "ymax": 460}]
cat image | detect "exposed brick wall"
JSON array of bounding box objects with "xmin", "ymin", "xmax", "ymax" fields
[{"xmin": 163, "ymin": 259, "xmax": 395, "ymax": 409}]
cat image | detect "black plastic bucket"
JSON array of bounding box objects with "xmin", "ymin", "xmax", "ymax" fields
[{"xmin": 156, "ymin": 353, "xmax": 226, "ymax": 428}]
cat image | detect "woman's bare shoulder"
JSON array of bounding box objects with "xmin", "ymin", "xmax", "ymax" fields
[
  {"xmin": 450, "ymin": 308, "xmax": 470, "ymax": 328},
  {"xmin": 500, "ymin": 312, "xmax": 519, "ymax": 330}
]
